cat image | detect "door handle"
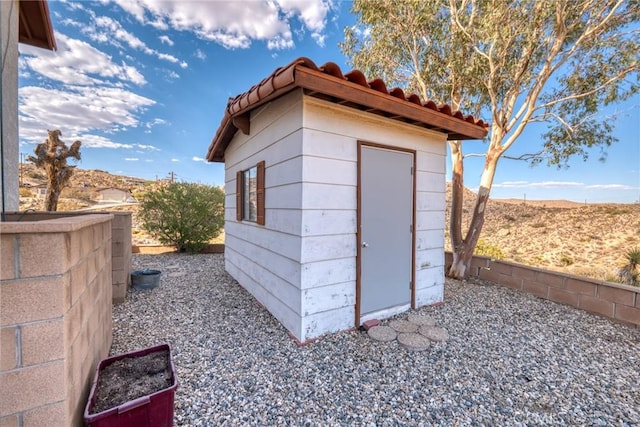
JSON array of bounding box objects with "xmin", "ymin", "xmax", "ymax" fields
[{"xmin": 362, "ymin": 242, "xmax": 369, "ymax": 248}]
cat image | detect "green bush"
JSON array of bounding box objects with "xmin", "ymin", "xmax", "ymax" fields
[
  {"xmin": 61, "ymin": 187, "xmax": 95, "ymax": 202},
  {"xmin": 474, "ymin": 239, "xmax": 505, "ymax": 259},
  {"xmin": 618, "ymin": 247, "xmax": 640, "ymax": 287},
  {"xmin": 27, "ymin": 171, "xmax": 46, "ymax": 180},
  {"xmin": 139, "ymin": 182, "xmax": 225, "ymax": 253},
  {"xmin": 559, "ymin": 254, "xmax": 574, "ymax": 266}
]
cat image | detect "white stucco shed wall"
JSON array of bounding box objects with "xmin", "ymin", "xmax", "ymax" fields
[{"xmin": 224, "ymin": 89, "xmax": 447, "ymax": 342}]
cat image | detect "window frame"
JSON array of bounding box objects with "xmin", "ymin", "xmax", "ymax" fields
[{"xmin": 236, "ymin": 161, "xmax": 265, "ymax": 225}]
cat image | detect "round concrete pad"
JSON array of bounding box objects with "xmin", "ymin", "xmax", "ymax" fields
[
  {"xmin": 368, "ymin": 326, "xmax": 397, "ymax": 342},
  {"xmin": 397, "ymin": 333, "xmax": 430, "ymax": 351},
  {"xmin": 419, "ymin": 326, "xmax": 448, "ymax": 342},
  {"xmin": 408, "ymin": 314, "xmax": 436, "ymax": 327},
  {"xmin": 389, "ymin": 320, "xmax": 418, "ymax": 333}
]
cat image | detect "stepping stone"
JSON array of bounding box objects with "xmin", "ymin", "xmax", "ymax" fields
[
  {"xmin": 389, "ymin": 320, "xmax": 418, "ymax": 333},
  {"xmin": 397, "ymin": 333, "xmax": 430, "ymax": 351},
  {"xmin": 367, "ymin": 326, "xmax": 397, "ymax": 342},
  {"xmin": 419, "ymin": 326, "xmax": 448, "ymax": 342},
  {"xmin": 407, "ymin": 314, "xmax": 436, "ymax": 326}
]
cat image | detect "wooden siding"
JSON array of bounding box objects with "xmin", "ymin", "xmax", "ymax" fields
[
  {"xmin": 299, "ymin": 97, "xmax": 446, "ymax": 337},
  {"xmin": 224, "ymin": 90, "xmax": 305, "ymax": 339},
  {"xmin": 224, "ymin": 90, "xmax": 448, "ymax": 342}
]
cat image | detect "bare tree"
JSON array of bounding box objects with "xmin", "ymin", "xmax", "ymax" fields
[
  {"xmin": 27, "ymin": 130, "xmax": 82, "ymax": 211},
  {"xmin": 342, "ymin": 0, "xmax": 639, "ymax": 278}
]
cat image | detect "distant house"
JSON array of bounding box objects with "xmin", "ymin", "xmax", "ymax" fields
[
  {"xmin": 207, "ymin": 57, "xmax": 488, "ymax": 342},
  {"xmin": 33, "ymin": 184, "xmax": 48, "ymax": 198},
  {"xmin": 97, "ymin": 187, "xmax": 131, "ymax": 203}
]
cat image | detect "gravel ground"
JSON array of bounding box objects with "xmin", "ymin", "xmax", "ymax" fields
[{"xmin": 112, "ymin": 253, "xmax": 640, "ymax": 426}]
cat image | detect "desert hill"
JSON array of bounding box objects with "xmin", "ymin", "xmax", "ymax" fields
[
  {"xmin": 445, "ymin": 183, "xmax": 640, "ymax": 281},
  {"xmin": 18, "ymin": 165, "xmax": 639, "ymax": 282}
]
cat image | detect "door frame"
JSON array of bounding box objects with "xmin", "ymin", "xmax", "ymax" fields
[{"xmin": 355, "ymin": 141, "xmax": 417, "ymax": 327}]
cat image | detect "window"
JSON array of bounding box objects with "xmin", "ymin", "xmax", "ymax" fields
[
  {"xmin": 236, "ymin": 161, "xmax": 265, "ymax": 225},
  {"xmin": 243, "ymin": 166, "xmax": 257, "ymax": 221}
]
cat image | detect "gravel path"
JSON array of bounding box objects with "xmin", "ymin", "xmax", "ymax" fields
[{"xmin": 112, "ymin": 253, "xmax": 640, "ymax": 426}]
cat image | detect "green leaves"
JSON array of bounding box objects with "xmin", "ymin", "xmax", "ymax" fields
[
  {"xmin": 139, "ymin": 182, "xmax": 225, "ymax": 253},
  {"xmin": 342, "ymin": 0, "xmax": 639, "ymax": 163}
]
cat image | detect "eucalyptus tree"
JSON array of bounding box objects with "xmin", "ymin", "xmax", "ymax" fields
[
  {"xmin": 27, "ymin": 129, "xmax": 82, "ymax": 211},
  {"xmin": 342, "ymin": 0, "xmax": 639, "ymax": 278}
]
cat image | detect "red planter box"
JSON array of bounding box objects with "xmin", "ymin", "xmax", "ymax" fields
[{"xmin": 84, "ymin": 344, "xmax": 178, "ymax": 427}]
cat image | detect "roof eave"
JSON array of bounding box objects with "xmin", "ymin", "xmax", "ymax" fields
[
  {"xmin": 294, "ymin": 67, "xmax": 487, "ymax": 141},
  {"xmin": 18, "ymin": 0, "xmax": 57, "ymax": 51},
  {"xmin": 206, "ymin": 59, "xmax": 489, "ymax": 162}
]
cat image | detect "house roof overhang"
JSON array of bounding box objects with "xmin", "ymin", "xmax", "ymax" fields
[
  {"xmin": 206, "ymin": 57, "xmax": 489, "ymax": 162},
  {"xmin": 18, "ymin": 0, "xmax": 56, "ymax": 51}
]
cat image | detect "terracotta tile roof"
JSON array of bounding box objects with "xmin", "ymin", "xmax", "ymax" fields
[
  {"xmin": 207, "ymin": 57, "xmax": 488, "ymax": 162},
  {"xmin": 18, "ymin": 0, "xmax": 57, "ymax": 51}
]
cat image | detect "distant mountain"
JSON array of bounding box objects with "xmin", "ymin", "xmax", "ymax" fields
[{"xmin": 21, "ymin": 163, "xmax": 150, "ymax": 190}]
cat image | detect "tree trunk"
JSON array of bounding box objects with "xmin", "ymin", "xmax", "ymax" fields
[
  {"xmin": 45, "ymin": 187, "xmax": 60, "ymax": 211},
  {"xmin": 448, "ymin": 144, "xmax": 501, "ymax": 279},
  {"xmin": 45, "ymin": 169, "xmax": 60, "ymax": 211}
]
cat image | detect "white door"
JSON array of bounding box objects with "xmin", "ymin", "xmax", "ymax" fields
[{"xmin": 359, "ymin": 145, "xmax": 414, "ymax": 316}]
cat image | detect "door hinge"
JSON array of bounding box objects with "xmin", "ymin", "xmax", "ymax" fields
[{"xmin": 410, "ymin": 166, "xmax": 414, "ymax": 175}]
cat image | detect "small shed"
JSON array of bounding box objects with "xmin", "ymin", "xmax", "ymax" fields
[
  {"xmin": 33, "ymin": 184, "xmax": 48, "ymax": 198},
  {"xmin": 207, "ymin": 57, "xmax": 488, "ymax": 342},
  {"xmin": 97, "ymin": 187, "xmax": 130, "ymax": 202}
]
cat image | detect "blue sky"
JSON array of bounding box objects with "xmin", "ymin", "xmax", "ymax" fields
[{"xmin": 18, "ymin": 0, "xmax": 639, "ymax": 203}]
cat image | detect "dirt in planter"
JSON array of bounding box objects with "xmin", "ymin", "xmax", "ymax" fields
[{"xmin": 90, "ymin": 349, "xmax": 172, "ymax": 414}]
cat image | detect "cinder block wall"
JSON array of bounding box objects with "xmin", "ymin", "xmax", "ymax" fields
[
  {"xmin": 445, "ymin": 252, "xmax": 640, "ymax": 327},
  {"xmin": 110, "ymin": 213, "xmax": 132, "ymax": 303},
  {"xmin": 0, "ymin": 214, "xmax": 114, "ymax": 426},
  {"xmin": 3, "ymin": 211, "xmax": 131, "ymax": 304}
]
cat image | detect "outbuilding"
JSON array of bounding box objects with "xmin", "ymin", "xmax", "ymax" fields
[
  {"xmin": 97, "ymin": 187, "xmax": 131, "ymax": 203},
  {"xmin": 207, "ymin": 57, "xmax": 487, "ymax": 343}
]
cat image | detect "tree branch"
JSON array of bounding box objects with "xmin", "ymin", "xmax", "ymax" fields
[
  {"xmin": 503, "ymin": 151, "xmax": 544, "ymax": 161},
  {"xmin": 533, "ymin": 66, "xmax": 638, "ymax": 113}
]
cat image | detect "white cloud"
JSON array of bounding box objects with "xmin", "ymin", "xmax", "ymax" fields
[
  {"xmin": 18, "ymin": 23, "xmax": 165, "ymax": 155},
  {"xmin": 107, "ymin": 0, "xmax": 334, "ymax": 50},
  {"xmin": 194, "ymin": 49, "xmax": 206, "ymax": 60},
  {"xmin": 277, "ymin": 0, "xmax": 333, "ymax": 46},
  {"xmin": 491, "ymin": 181, "xmax": 639, "ymax": 192},
  {"xmin": 192, "ymin": 156, "xmax": 207, "ymax": 163},
  {"xmin": 145, "ymin": 118, "xmax": 167, "ymax": 129},
  {"xmin": 585, "ymin": 184, "xmax": 639, "ymax": 190},
  {"xmin": 171, "ymin": 158, "xmax": 179, "ymax": 162},
  {"xmin": 20, "ymin": 34, "xmax": 146, "ymax": 86},
  {"xmin": 157, "ymin": 52, "xmax": 180, "ymax": 63},
  {"xmin": 159, "ymin": 35, "xmax": 174, "ymax": 46},
  {"xmin": 493, "ymin": 181, "xmax": 584, "ymax": 189},
  {"xmin": 165, "ymin": 70, "xmax": 180, "ymax": 80},
  {"xmin": 89, "ymin": 15, "xmax": 184, "ymax": 65},
  {"xmin": 135, "ymin": 144, "xmax": 160, "ymax": 151},
  {"xmin": 179, "ymin": 61, "xmax": 188, "ymax": 69},
  {"xmin": 125, "ymin": 158, "xmax": 140, "ymax": 161},
  {"xmin": 19, "ymin": 85, "xmax": 155, "ymax": 148}
]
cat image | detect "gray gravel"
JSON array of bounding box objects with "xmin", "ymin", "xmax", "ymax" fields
[{"xmin": 112, "ymin": 253, "xmax": 640, "ymax": 426}]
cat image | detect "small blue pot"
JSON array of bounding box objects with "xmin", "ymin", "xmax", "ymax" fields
[{"xmin": 131, "ymin": 269, "xmax": 161, "ymax": 290}]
